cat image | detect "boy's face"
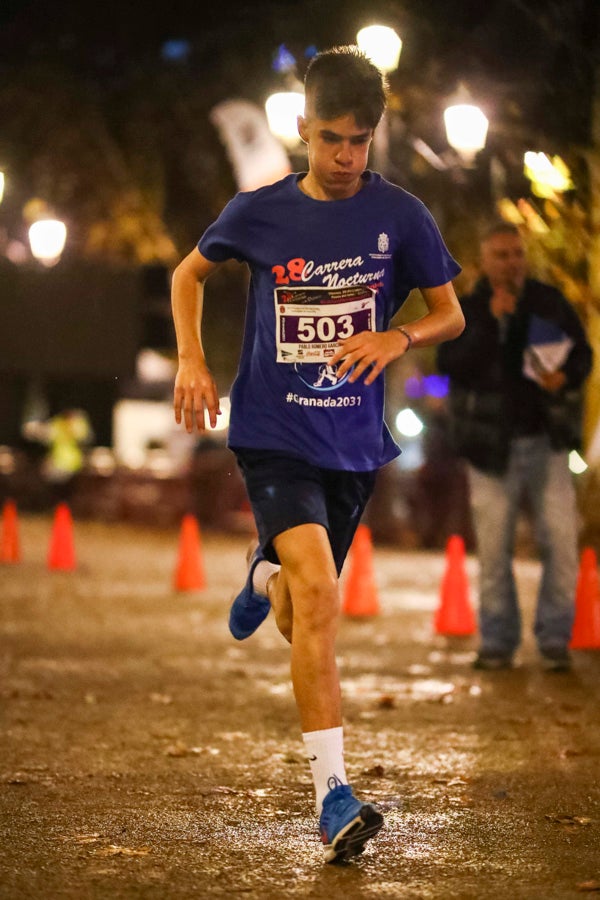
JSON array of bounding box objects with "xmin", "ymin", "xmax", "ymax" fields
[{"xmin": 297, "ymin": 108, "xmax": 373, "ymax": 200}]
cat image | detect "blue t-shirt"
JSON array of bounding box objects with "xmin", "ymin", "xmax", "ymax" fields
[{"xmin": 199, "ymin": 171, "xmax": 461, "ymax": 471}]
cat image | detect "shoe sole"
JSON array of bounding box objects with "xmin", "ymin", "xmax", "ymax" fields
[{"xmin": 324, "ymin": 805, "xmax": 384, "ymax": 864}]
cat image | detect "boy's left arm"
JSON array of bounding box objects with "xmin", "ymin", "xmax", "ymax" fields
[{"xmin": 331, "ymin": 282, "xmax": 465, "ymax": 385}]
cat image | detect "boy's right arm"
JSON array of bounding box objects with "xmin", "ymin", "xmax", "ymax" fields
[{"xmin": 171, "ymin": 248, "xmax": 221, "ymax": 433}]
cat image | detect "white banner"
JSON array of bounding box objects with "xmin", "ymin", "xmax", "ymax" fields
[{"xmin": 210, "ymin": 99, "xmax": 292, "ymax": 192}]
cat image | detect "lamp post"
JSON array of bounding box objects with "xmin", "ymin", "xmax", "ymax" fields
[
  {"xmin": 28, "ymin": 218, "xmax": 67, "ymax": 267},
  {"xmin": 356, "ymin": 25, "xmax": 402, "ymax": 176},
  {"xmin": 440, "ymin": 92, "xmax": 491, "ymax": 238},
  {"xmin": 443, "ymin": 86, "xmax": 489, "ymax": 167}
]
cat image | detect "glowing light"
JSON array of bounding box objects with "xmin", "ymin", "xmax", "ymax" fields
[
  {"xmin": 405, "ymin": 375, "xmax": 425, "ymax": 400},
  {"xmin": 516, "ymin": 199, "xmax": 550, "ymax": 234},
  {"xmin": 523, "ymin": 152, "xmax": 573, "ymax": 198},
  {"xmin": 265, "ymin": 92, "xmax": 305, "ymax": 145},
  {"xmin": 496, "ymin": 198, "xmax": 525, "ymax": 225},
  {"xmin": 272, "ymin": 44, "xmax": 297, "ymax": 74},
  {"xmin": 569, "ymin": 450, "xmax": 588, "ymax": 475},
  {"xmin": 28, "ymin": 219, "xmax": 67, "ymax": 266},
  {"xmin": 161, "ymin": 39, "xmax": 191, "ymax": 63},
  {"xmin": 405, "ymin": 374, "xmax": 449, "ymax": 400},
  {"xmin": 0, "ymin": 171, "xmax": 4, "ymax": 204},
  {"xmin": 395, "ymin": 408, "xmax": 424, "ymax": 437},
  {"xmin": 423, "ymin": 374, "xmax": 449, "ymax": 399},
  {"xmin": 356, "ymin": 25, "xmax": 402, "ymax": 73},
  {"xmin": 444, "ymin": 103, "xmax": 489, "ymax": 162}
]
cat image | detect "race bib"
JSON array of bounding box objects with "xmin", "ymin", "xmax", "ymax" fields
[{"xmin": 274, "ymin": 285, "xmax": 376, "ymax": 363}]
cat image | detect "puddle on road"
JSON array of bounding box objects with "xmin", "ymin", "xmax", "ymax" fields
[{"xmin": 340, "ymin": 673, "xmax": 463, "ymax": 702}]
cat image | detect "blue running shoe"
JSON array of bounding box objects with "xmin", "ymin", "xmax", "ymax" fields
[
  {"xmin": 319, "ymin": 783, "xmax": 384, "ymax": 864},
  {"xmin": 228, "ymin": 546, "xmax": 271, "ymax": 640}
]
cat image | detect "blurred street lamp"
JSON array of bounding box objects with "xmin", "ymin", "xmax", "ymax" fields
[
  {"xmin": 265, "ymin": 91, "xmax": 305, "ymax": 148},
  {"xmin": 395, "ymin": 407, "xmax": 424, "ymax": 437},
  {"xmin": 356, "ymin": 25, "xmax": 402, "ymax": 176},
  {"xmin": 443, "ymin": 98, "xmax": 489, "ymax": 167},
  {"xmin": 356, "ymin": 25, "xmax": 402, "ymax": 73},
  {"xmin": 0, "ymin": 170, "xmax": 5, "ymax": 205},
  {"xmin": 569, "ymin": 450, "xmax": 588, "ymax": 475},
  {"xmin": 28, "ymin": 219, "xmax": 67, "ymax": 266}
]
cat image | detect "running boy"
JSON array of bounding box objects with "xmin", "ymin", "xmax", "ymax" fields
[{"xmin": 171, "ymin": 45, "xmax": 464, "ymax": 863}]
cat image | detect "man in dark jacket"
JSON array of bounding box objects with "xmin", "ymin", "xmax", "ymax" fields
[{"xmin": 437, "ymin": 222, "xmax": 593, "ymax": 671}]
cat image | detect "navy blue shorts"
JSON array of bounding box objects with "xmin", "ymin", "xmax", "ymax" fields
[{"xmin": 233, "ymin": 449, "xmax": 377, "ymax": 574}]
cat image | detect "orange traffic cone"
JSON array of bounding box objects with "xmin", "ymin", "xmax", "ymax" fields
[
  {"xmin": 1, "ymin": 499, "xmax": 21, "ymax": 563},
  {"xmin": 174, "ymin": 513, "xmax": 206, "ymax": 591},
  {"xmin": 342, "ymin": 524, "xmax": 380, "ymax": 617},
  {"xmin": 47, "ymin": 502, "xmax": 76, "ymax": 571},
  {"xmin": 434, "ymin": 534, "xmax": 476, "ymax": 636},
  {"xmin": 570, "ymin": 547, "xmax": 600, "ymax": 650}
]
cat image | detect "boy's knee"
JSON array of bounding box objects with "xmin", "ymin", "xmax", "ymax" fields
[{"xmin": 293, "ymin": 572, "xmax": 339, "ymax": 631}]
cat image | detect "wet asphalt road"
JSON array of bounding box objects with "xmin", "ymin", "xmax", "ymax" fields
[{"xmin": 1, "ymin": 515, "xmax": 599, "ymax": 899}]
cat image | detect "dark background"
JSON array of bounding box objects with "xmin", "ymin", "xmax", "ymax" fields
[{"xmin": 1, "ymin": 0, "xmax": 598, "ymax": 256}]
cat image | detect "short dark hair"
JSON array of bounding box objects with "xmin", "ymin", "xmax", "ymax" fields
[
  {"xmin": 304, "ymin": 45, "xmax": 388, "ymax": 129},
  {"xmin": 480, "ymin": 221, "xmax": 522, "ymax": 244}
]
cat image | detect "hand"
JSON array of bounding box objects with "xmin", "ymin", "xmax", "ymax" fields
[
  {"xmin": 330, "ymin": 329, "xmax": 408, "ymax": 386},
  {"xmin": 490, "ymin": 285, "xmax": 518, "ymax": 319},
  {"xmin": 173, "ymin": 357, "xmax": 221, "ymax": 433}
]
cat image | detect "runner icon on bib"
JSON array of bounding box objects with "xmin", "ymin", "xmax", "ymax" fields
[{"xmin": 314, "ymin": 364, "xmax": 339, "ymax": 388}]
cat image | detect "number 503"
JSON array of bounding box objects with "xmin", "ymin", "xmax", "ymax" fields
[{"xmin": 296, "ymin": 314, "xmax": 354, "ymax": 342}]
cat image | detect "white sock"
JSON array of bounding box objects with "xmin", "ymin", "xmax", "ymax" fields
[
  {"xmin": 302, "ymin": 726, "xmax": 348, "ymax": 815},
  {"xmin": 252, "ymin": 559, "xmax": 280, "ymax": 596}
]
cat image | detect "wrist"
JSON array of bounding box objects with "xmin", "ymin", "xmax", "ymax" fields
[
  {"xmin": 396, "ymin": 326, "xmax": 413, "ymax": 351},
  {"xmin": 177, "ymin": 342, "xmax": 203, "ymax": 361}
]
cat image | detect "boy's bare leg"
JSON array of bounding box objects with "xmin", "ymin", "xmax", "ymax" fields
[
  {"xmin": 268, "ymin": 522, "xmax": 383, "ymax": 862},
  {"xmin": 271, "ymin": 523, "xmax": 342, "ymax": 732}
]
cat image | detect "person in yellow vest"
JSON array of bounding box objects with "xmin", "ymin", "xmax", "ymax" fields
[{"xmin": 40, "ymin": 409, "xmax": 93, "ymax": 503}]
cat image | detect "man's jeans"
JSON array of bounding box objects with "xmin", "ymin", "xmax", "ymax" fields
[{"xmin": 468, "ymin": 436, "xmax": 578, "ymax": 655}]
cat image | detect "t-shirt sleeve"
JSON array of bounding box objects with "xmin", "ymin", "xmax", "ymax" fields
[
  {"xmin": 401, "ymin": 202, "xmax": 462, "ymax": 289},
  {"xmin": 197, "ymin": 194, "xmax": 247, "ymax": 263}
]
